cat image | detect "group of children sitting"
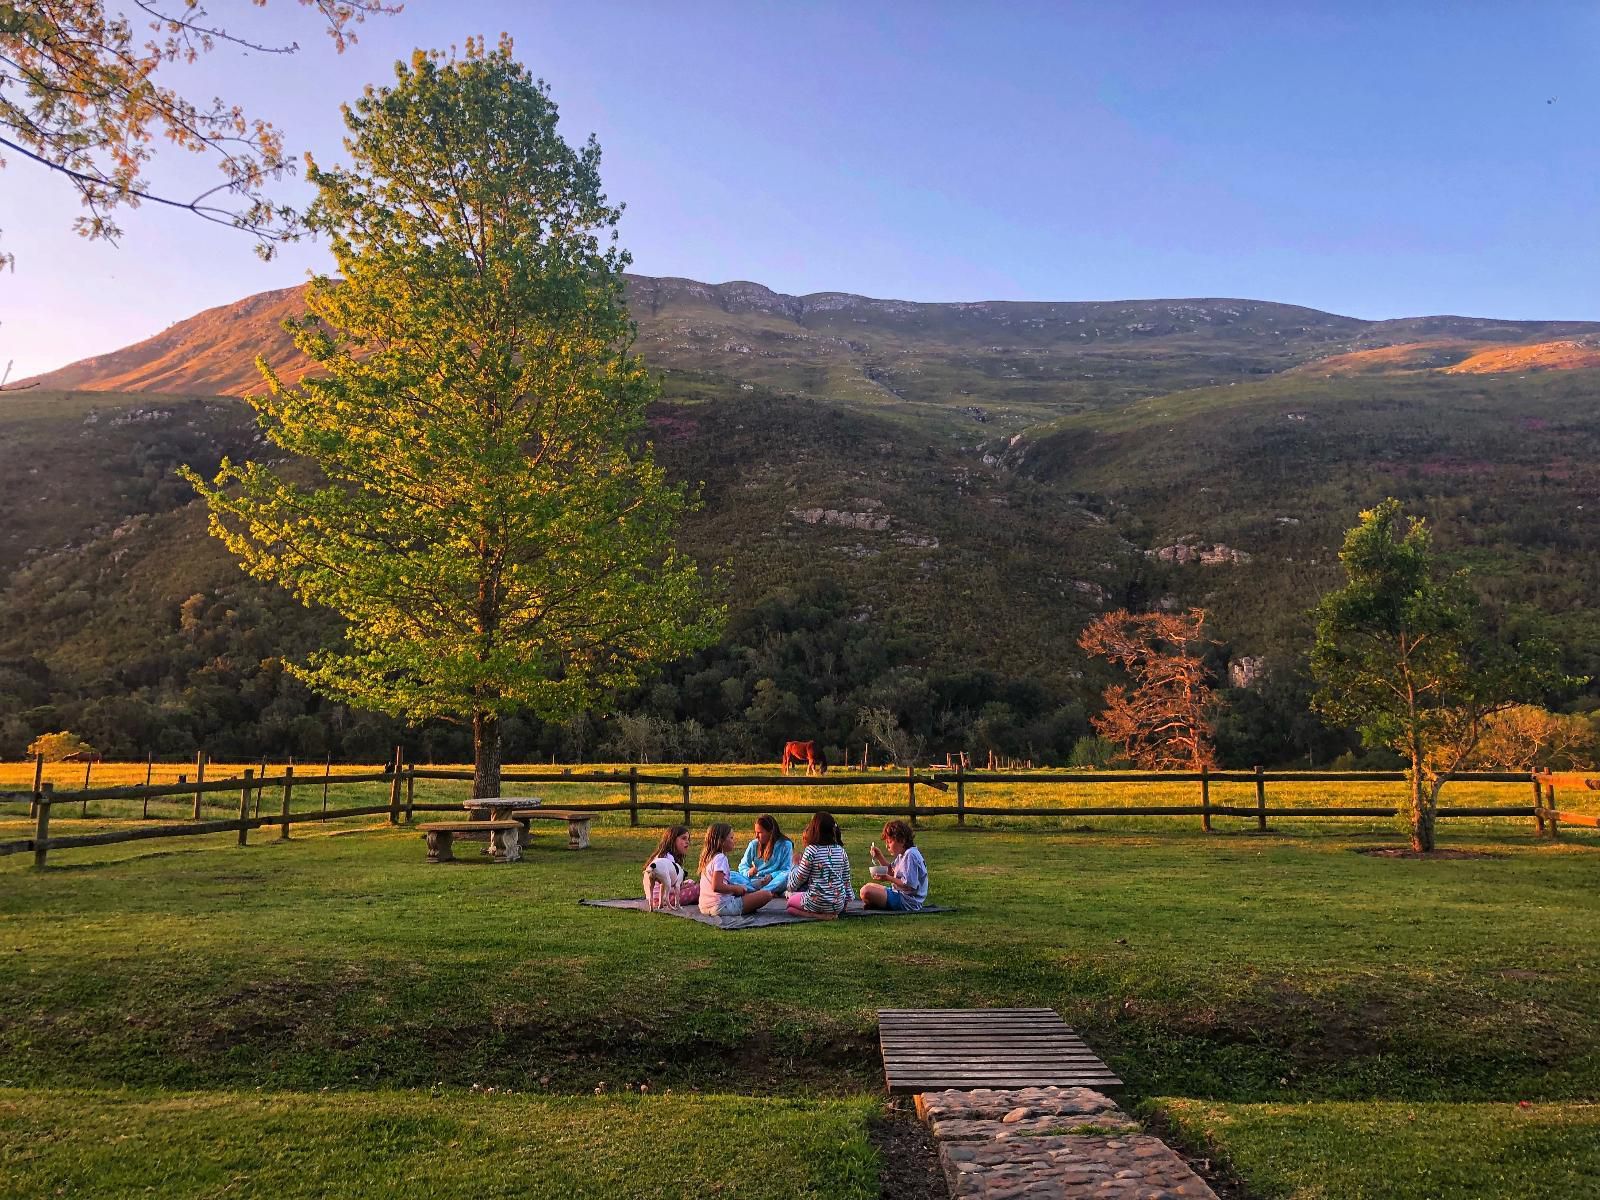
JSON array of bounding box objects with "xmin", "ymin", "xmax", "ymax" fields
[{"xmin": 644, "ymin": 811, "xmax": 929, "ymax": 920}]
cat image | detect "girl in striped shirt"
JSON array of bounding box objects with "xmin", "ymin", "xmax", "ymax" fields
[{"xmin": 785, "ymin": 811, "xmax": 852, "ymax": 919}]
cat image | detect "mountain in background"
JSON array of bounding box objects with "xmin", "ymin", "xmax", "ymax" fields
[
  {"xmin": 5, "ymin": 276, "xmax": 1597, "ymax": 766},
  {"xmin": 24, "ymin": 276, "xmax": 1600, "ymax": 432}
]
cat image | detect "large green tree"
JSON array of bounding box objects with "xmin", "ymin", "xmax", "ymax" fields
[
  {"xmin": 184, "ymin": 38, "xmax": 720, "ymax": 795},
  {"xmin": 1311, "ymin": 499, "xmax": 1568, "ymax": 851}
]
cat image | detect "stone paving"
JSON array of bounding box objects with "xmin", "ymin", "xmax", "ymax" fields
[{"xmin": 915, "ymin": 1086, "xmax": 1219, "ymax": 1200}]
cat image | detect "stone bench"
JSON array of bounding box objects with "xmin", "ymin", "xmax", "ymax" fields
[
  {"xmin": 510, "ymin": 809, "xmax": 593, "ymax": 850},
  {"xmin": 418, "ymin": 820, "xmax": 523, "ymax": 863}
]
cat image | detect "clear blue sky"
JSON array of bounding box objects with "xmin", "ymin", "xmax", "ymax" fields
[{"xmin": 7, "ymin": 1, "xmax": 1600, "ymax": 379}]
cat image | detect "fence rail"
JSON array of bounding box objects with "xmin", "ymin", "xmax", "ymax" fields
[{"xmin": 5, "ymin": 754, "xmax": 1589, "ymax": 868}]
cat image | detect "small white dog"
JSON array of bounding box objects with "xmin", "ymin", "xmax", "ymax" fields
[{"xmin": 644, "ymin": 855, "xmax": 687, "ymax": 911}]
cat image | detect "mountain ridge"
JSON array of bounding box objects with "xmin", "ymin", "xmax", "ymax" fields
[{"xmin": 24, "ymin": 275, "xmax": 1600, "ymax": 414}]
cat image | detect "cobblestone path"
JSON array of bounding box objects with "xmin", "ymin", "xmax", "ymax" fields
[{"xmin": 916, "ymin": 1086, "xmax": 1219, "ymax": 1199}]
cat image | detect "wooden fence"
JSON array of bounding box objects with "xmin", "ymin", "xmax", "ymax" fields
[
  {"xmin": 1531, "ymin": 770, "xmax": 1600, "ymax": 838},
  {"xmin": 3, "ymin": 752, "xmax": 1582, "ymax": 867}
]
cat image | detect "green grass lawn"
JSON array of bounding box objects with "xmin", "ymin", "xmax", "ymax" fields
[
  {"xmin": 0, "ymin": 1088, "xmax": 878, "ymax": 1199},
  {"xmin": 2, "ymin": 785, "xmax": 1597, "ymax": 1197},
  {"xmin": 1157, "ymin": 1100, "xmax": 1600, "ymax": 1200}
]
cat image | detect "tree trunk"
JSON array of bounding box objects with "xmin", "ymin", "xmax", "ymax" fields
[
  {"xmin": 473, "ymin": 712, "xmax": 502, "ymax": 798},
  {"xmin": 1417, "ymin": 777, "xmax": 1443, "ymax": 853},
  {"xmin": 1405, "ymin": 761, "xmax": 1440, "ymax": 853}
]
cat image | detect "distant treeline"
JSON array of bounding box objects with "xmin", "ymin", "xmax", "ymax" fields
[{"xmin": 2, "ymin": 576, "xmax": 1392, "ymax": 769}]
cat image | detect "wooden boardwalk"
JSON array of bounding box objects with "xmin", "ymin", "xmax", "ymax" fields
[{"xmin": 878, "ymin": 1008, "xmax": 1122, "ymax": 1095}]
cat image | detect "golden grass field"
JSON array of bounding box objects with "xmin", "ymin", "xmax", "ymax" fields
[{"xmin": 4, "ymin": 760, "xmax": 1587, "ymax": 854}]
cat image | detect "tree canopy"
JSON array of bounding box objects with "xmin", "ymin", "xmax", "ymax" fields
[
  {"xmin": 27, "ymin": 730, "xmax": 96, "ymax": 761},
  {"xmin": 0, "ymin": 0, "xmax": 397, "ymax": 262},
  {"xmin": 183, "ymin": 39, "xmax": 720, "ymax": 794}
]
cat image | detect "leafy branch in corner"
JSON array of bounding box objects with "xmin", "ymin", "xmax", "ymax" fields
[{"xmin": 0, "ymin": 0, "xmax": 400, "ymax": 265}]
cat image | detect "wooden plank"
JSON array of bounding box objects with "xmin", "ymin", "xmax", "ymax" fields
[
  {"xmin": 883, "ymin": 1039, "xmax": 1094, "ymax": 1047},
  {"xmin": 882, "ymin": 1020, "xmax": 1076, "ymax": 1027},
  {"xmin": 883, "ymin": 1049, "xmax": 1105, "ymax": 1059},
  {"xmin": 882, "ymin": 1058, "xmax": 1115, "ymax": 1068},
  {"xmin": 891, "ymin": 1081, "xmax": 1123, "ymax": 1090},
  {"xmin": 896, "ymin": 1075, "xmax": 1120, "ymax": 1088},
  {"xmin": 889, "ymin": 1081, "xmax": 1126, "ymax": 1088},
  {"xmin": 877, "ymin": 1006, "xmax": 1120, "ymax": 1094},
  {"xmin": 889, "ymin": 1074, "xmax": 1122, "ymax": 1085},
  {"xmin": 883, "ymin": 1043, "xmax": 1097, "ymax": 1052},
  {"xmin": 882, "ymin": 1029, "xmax": 1078, "ymax": 1036},
  {"xmin": 882, "ymin": 1041, "xmax": 1096, "ymax": 1049},
  {"xmin": 882, "ymin": 1024, "xmax": 1074, "ymax": 1033},
  {"xmin": 1547, "ymin": 810, "xmax": 1600, "ymax": 828},
  {"xmin": 883, "ymin": 1036, "xmax": 1094, "ymax": 1043},
  {"xmin": 889, "ymin": 1056, "xmax": 1113, "ymax": 1068},
  {"xmin": 881, "ymin": 1042, "xmax": 1100, "ymax": 1050},
  {"xmin": 881, "ymin": 1028, "xmax": 1092, "ymax": 1037},
  {"xmin": 889, "ymin": 1079, "xmax": 1121, "ymax": 1094},
  {"xmin": 1534, "ymin": 773, "xmax": 1600, "ymax": 791},
  {"xmin": 880, "ymin": 1008, "xmax": 1055, "ymax": 1017}
]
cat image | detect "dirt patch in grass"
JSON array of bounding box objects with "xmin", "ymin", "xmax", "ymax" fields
[
  {"xmin": 1357, "ymin": 847, "xmax": 1502, "ymax": 860},
  {"xmin": 869, "ymin": 1100, "xmax": 948, "ymax": 1200}
]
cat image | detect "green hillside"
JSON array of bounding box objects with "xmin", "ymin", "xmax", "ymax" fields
[
  {"xmin": 1015, "ymin": 368, "xmax": 1600, "ymax": 664},
  {"xmin": 4, "ymin": 278, "xmax": 1598, "ymax": 766}
]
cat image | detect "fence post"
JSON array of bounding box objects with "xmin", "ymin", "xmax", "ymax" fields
[
  {"xmin": 907, "ymin": 765, "xmax": 918, "ymax": 827},
  {"xmin": 322, "ymin": 754, "xmax": 332, "ymax": 816},
  {"xmin": 143, "ymin": 753, "xmax": 153, "ymax": 819},
  {"xmin": 279, "ymin": 765, "xmax": 294, "ymax": 840},
  {"xmin": 1200, "ymin": 765, "xmax": 1212, "ymax": 833},
  {"xmin": 1255, "ymin": 765, "xmax": 1267, "ymax": 832},
  {"xmin": 83, "ymin": 758, "xmax": 93, "ymax": 792},
  {"xmin": 238, "ymin": 769, "xmax": 254, "ymax": 846},
  {"xmin": 388, "ymin": 747, "xmax": 403, "ymax": 825},
  {"xmin": 404, "ymin": 766, "xmax": 416, "ymax": 824},
  {"xmin": 681, "ymin": 767, "xmax": 692, "ymax": 825},
  {"xmin": 30, "ymin": 752, "xmax": 43, "ymax": 819},
  {"xmin": 629, "ymin": 766, "xmax": 639, "ymax": 827},
  {"xmin": 33, "ymin": 783, "xmax": 52, "ymax": 868},
  {"xmin": 1547, "ymin": 782, "xmax": 1560, "ymax": 841},
  {"xmin": 1530, "ymin": 773, "xmax": 1546, "ymax": 835},
  {"xmin": 193, "ymin": 751, "xmax": 205, "ymax": 820},
  {"xmin": 956, "ymin": 761, "xmax": 966, "ymax": 827},
  {"xmin": 255, "ymin": 756, "xmax": 268, "ymax": 817}
]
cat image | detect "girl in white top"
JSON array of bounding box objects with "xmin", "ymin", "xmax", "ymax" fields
[{"xmin": 698, "ymin": 822, "xmax": 777, "ymax": 917}]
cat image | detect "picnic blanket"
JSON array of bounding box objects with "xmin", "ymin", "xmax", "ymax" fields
[{"xmin": 580, "ymin": 896, "xmax": 954, "ymax": 931}]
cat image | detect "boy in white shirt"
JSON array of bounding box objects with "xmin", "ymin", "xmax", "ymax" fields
[{"xmin": 860, "ymin": 819, "xmax": 928, "ymax": 912}]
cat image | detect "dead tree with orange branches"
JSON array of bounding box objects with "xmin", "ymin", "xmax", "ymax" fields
[{"xmin": 1078, "ymin": 608, "xmax": 1222, "ymax": 770}]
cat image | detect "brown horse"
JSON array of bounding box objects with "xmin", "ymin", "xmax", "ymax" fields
[{"xmin": 781, "ymin": 740, "xmax": 828, "ymax": 776}]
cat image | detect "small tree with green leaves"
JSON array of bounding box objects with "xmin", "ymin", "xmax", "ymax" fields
[
  {"xmin": 27, "ymin": 731, "xmax": 96, "ymax": 762},
  {"xmin": 184, "ymin": 40, "xmax": 720, "ymax": 796},
  {"xmin": 1311, "ymin": 500, "xmax": 1570, "ymax": 851}
]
